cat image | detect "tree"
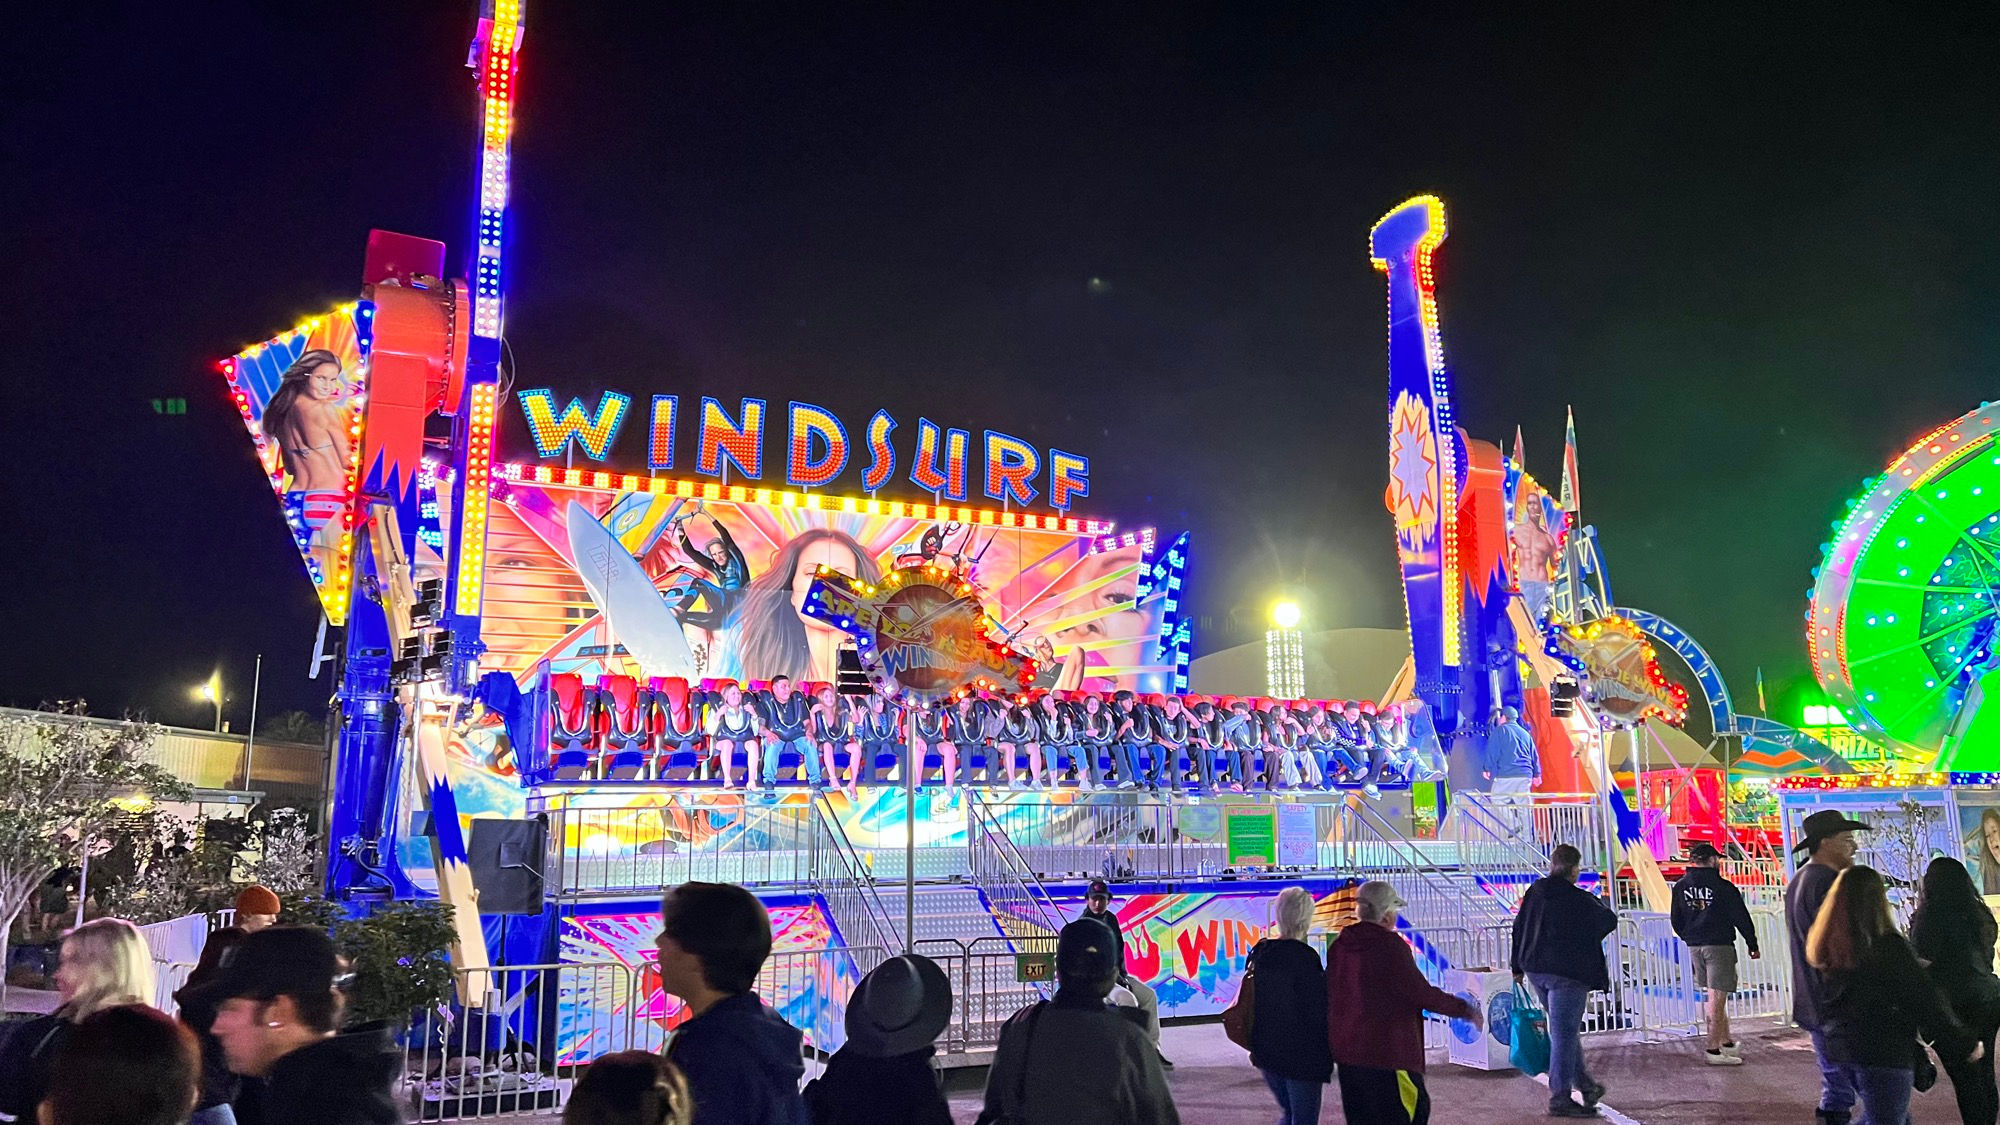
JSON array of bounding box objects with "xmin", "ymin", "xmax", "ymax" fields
[
  {"xmin": 280, "ymin": 896, "xmax": 458, "ymax": 1028},
  {"xmin": 243, "ymin": 807, "xmax": 319, "ymax": 899},
  {"xmin": 262, "ymin": 710, "xmax": 327, "ymax": 746},
  {"xmin": 0, "ymin": 707, "xmax": 188, "ymax": 984}
]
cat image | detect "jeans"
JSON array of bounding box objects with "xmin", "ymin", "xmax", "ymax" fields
[
  {"xmin": 762, "ymin": 734, "xmax": 819, "ymax": 784},
  {"xmin": 1259, "ymin": 1068, "xmax": 1323, "ymax": 1125},
  {"xmin": 1150, "ymin": 743, "xmax": 1183, "ymax": 787},
  {"xmin": 1530, "ymin": 973, "xmax": 1596, "ymax": 1106},
  {"xmin": 1114, "ymin": 742, "xmax": 1146, "ymax": 786},
  {"xmin": 1834, "ymin": 1062, "xmax": 1912, "ymax": 1125},
  {"xmin": 1809, "ymin": 1030, "xmax": 1860, "ymax": 1114}
]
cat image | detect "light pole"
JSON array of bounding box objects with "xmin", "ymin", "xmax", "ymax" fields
[
  {"xmin": 192, "ymin": 672, "xmax": 223, "ymax": 733},
  {"xmin": 243, "ymin": 653, "xmax": 263, "ymax": 792},
  {"xmin": 1266, "ymin": 600, "xmax": 1305, "ymax": 700}
]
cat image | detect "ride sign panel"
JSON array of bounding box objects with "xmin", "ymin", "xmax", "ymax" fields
[{"xmin": 802, "ymin": 562, "xmax": 1034, "ymax": 702}]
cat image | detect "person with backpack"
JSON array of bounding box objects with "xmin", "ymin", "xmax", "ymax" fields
[
  {"xmin": 1669, "ymin": 841, "xmax": 1760, "ymax": 1065},
  {"xmin": 976, "ymin": 920, "xmax": 1177, "ymax": 1125}
]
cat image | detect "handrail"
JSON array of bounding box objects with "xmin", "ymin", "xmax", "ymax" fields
[
  {"xmin": 811, "ymin": 797, "xmax": 904, "ymax": 961},
  {"xmin": 1341, "ymin": 797, "xmax": 1513, "ymax": 928},
  {"xmin": 966, "ymin": 791, "xmax": 1065, "ymax": 938}
]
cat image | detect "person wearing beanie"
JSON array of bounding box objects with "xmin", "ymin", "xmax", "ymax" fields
[
  {"xmin": 233, "ymin": 886, "xmax": 281, "ymax": 933},
  {"xmin": 977, "ymin": 920, "xmax": 1177, "ymax": 1125},
  {"xmin": 803, "ymin": 955, "xmax": 952, "ymax": 1125}
]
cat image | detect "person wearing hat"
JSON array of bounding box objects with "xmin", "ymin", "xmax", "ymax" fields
[
  {"xmin": 1081, "ymin": 879, "xmax": 1169, "ymax": 1069},
  {"xmin": 1670, "ymin": 842, "xmax": 1760, "ymax": 1065},
  {"xmin": 1786, "ymin": 809, "xmax": 1871, "ymax": 1125},
  {"xmin": 234, "ymin": 885, "xmax": 282, "ymax": 933},
  {"xmin": 1329, "ymin": 881, "xmax": 1480, "ymax": 1125},
  {"xmin": 203, "ymin": 925, "xmax": 402, "ymax": 1125},
  {"xmin": 803, "ymin": 955, "xmax": 952, "ymax": 1125},
  {"xmin": 977, "ymin": 919, "xmax": 1178, "ymax": 1125}
]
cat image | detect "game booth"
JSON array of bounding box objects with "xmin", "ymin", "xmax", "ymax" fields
[{"xmin": 210, "ymin": 2, "xmax": 1818, "ymax": 1107}]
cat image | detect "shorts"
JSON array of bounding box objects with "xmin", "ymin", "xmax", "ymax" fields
[{"xmin": 1689, "ymin": 944, "xmax": 1739, "ymax": 992}]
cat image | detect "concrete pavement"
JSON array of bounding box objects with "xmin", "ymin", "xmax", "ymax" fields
[{"xmin": 944, "ymin": 1019, "xmax": 1850, "ymax": 1124}]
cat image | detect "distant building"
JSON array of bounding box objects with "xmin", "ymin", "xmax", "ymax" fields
[{"xmin": 0, "ymin": 705, "xmax": 325, "ymax": 819}]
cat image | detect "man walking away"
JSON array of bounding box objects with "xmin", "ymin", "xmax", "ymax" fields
[
  {"xmin": 1329, "ymin": 881, "xmax": 1482, "ymax": 1125},
  {"xmin": 1787, "ymin": 810, "xmax": 1871, "ymax": 1125},
  {"xmin": 655, "ymin": 882, "xmax": 808, "ymax": 1125},
  {"xmin": 1082, "ymin": 879, "xmax": 1171, "ymax": 1069},
  {"xmin": 1512, "ymin": 844, "xmax": 1618, "ymax": 1118},
  {"xmin": 1670, "ymin": 841, "xmax": 1761, "ymax": 1065},
  {"xmin": 976, "ymin": 920, "xmax": 1178, "ymax": 1125}
]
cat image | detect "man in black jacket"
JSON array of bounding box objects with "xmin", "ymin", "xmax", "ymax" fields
[
  {"xmin": 1670, "ymin": 842, "xmax": 1761, "ymax": 1065},
  {"xmin": 204, "ymin": 926, "xmax": 402, "ymax": 1125},
  {"xmin": 1512, "ymin": 844, "xmax": 1617, "ymax": 1118}
]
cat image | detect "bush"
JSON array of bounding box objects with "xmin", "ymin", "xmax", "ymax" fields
[{"xmin": 281, "ymin": 896, "xmax": 458, "ymax": 1028}]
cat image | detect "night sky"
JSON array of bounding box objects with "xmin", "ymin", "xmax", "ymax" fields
[{"xmin": 4, "ymin": 2, "xmax": 1996, "ymax": 732}]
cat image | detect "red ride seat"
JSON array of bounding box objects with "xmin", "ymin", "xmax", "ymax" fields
[
  {"xmin": 548, "ymin": 672, "xmax": 597, "ymax": 781},
  {"xmin": 651, "ymin": 676, "xmax": 707, "ymax": 781},
  {"xmin": 595, "ymin": 675, "xmax": 647, "ymax": 780}
]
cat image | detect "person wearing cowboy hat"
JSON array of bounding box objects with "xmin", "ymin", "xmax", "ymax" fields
[
  {"xmin": 803, "ymin": 954, "xmax": 952, "ymax": 1125},
  {"xmin": 1786, "ymin": 809, "xmax": 1871, "ymax": 1125}
]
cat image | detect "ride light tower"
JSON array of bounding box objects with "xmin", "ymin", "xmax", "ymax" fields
[{"xmin": 1267, "ymin": 600, "xmax": 1305, "ymax": 700}]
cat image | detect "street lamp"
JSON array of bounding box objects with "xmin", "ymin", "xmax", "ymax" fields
[
  {"xmin": 192, "ymin": 673, "xmax": 222, "ymax": 733},
  {"xmin": 1266, "ymin": 600, "xmax": 1305, "ymax": 700}
]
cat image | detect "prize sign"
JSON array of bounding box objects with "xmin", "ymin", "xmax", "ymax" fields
[{"xmin": 802, "ymin": 563, "xmax": 1033, "ymax": 703}]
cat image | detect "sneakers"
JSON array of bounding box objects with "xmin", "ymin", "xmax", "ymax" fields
[
  {"xmin": 1155, "ymin": 1049, "xmax": 1174, "ymax": 1070},
  {"xmin": 1704, "ymin": 1049, "xmax": 1743, "ymax": 1066},
  {"xmin": 1581, "ymin": 1081, "xmax": 1606, "ymax": 1109},
  {"xmin": 1720, "ymin": 1041, "xmax": 1741, "ymax": 1056},
  {"xmin": 1548, "ymin": 1101, "xmax": 1599, "ymax": 1118}
]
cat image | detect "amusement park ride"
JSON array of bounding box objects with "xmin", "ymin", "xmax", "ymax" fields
[{"xmin": 211, "ymin": 2, "xmax": 1944, "ymax": 1065}]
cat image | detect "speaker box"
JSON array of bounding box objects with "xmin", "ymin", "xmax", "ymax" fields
[{"xmin": 466, "ymin": 818, "xmax": 547, "ymax": 915}]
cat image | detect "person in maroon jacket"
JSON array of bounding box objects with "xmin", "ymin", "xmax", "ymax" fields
[{"xmin": 1327, "ymin": 881, "xmax": 1482, "ymax": 1125}]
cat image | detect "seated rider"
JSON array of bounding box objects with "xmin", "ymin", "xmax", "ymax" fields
[
  {"xmin": 1152, "ymin": 696, "xmax": 1196, "ymax": 792},
  {"xmin": 1077, "ymin": 694, "xmax": 1116, "ymax": 790},
  {"xmin": 858, "ymin": 690, "xmax": 902, "ymax": 786},
  {"xmin": 1110, "ymin": 690, "xmax": 1150, "ymax": 791},
  {"xmin": 1219, "ymin": 702, "xmax": 1262, "ymax": 793},
  {"xmin": 811, "ymin": 686, "xmax": 860, "ymax": 798},
  {"xmin": 704, "ymin": 682, "xmax": 759, "ymax": 789},
  {"xmin": 761, "ymin": 676, "xmax": 820, "ymax": 788},
  {"xmin": 1035, "ymin": 692, "xmax": 1084, "ymax": 789}
]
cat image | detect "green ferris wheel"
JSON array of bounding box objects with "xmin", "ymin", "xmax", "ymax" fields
[{"xmin": 1810, "ymin": 403, "xmax": 2000, "ymax": 767}]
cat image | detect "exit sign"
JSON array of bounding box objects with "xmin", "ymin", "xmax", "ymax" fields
[{"xmin": 152, "ymin": 398, "xmax": 188, "ymax": 415}]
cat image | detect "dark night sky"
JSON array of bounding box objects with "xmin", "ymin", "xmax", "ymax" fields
[{"xmin": 3, "ymin": 2, "xmax": 1996, "ymax": 732}]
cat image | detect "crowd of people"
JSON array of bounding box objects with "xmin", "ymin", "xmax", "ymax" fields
[
  {"xmin": 0, "ymin": 884, "xmax": 406, "ymax": 1125},
  {"xmin": 16, "ymin": 806, "xmax": 2000, "ymax": 1125},
  {"xmin": 1785, "ymin": 809, "xmax": 2000, "ymax": 1125},
  {"xmin": 551, "ymin": 670, "xmax": 1452, "ymax": 795}
]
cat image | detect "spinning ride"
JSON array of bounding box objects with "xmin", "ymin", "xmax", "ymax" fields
[{"xmin": 1810, "ymin": 404, "xmax": 2000, "ymax": 767}]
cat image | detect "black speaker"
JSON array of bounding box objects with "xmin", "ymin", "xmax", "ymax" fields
[{"xmin": 467, "ymin": 818, "xmax": 547, "ymax": 915}]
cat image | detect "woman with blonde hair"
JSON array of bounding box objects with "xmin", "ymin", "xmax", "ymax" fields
[
  {"xmin": 1809, "ymin": 865, "xmax": 1976, "ymax": 1125},
  {"xmin": 0, "ymin": 917, "xmax": 157, "ymax": 1121},
  {"xmin": 1244, "ymin": 886, "xmax": 1331, "ymax": 1125}
]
